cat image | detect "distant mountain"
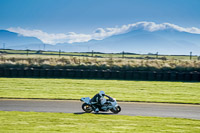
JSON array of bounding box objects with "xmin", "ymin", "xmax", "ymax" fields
[
  {"xmin": 1, "ymin": 28, "xmax": 200, "ymax": 55},
  {"xmin": 87, "ymin": 29, "xmax": 200, "ymax": 54},
  {"xmin": 0, "ymin": 30, "xmax": 43, "ymax": 49},
  {"xmin": 54, "ymin": 29, "xmax": 200, "ymax": 55}
]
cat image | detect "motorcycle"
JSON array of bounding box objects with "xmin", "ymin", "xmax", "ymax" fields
[{"xmin": 80, "ymin": 95, "xmax": 121, "ymax": 114}]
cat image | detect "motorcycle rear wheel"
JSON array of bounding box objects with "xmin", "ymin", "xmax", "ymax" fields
[
  {"xmin": 110, "ymin": 106, "xmax": 121, "ymax": 114},
  {"xmin": 82, "ymin": 103, "xmax": 93, "ymax": 113}
]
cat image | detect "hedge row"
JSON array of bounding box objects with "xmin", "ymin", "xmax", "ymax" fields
[{"xmin": 0, "ymin": 68, "xmax": 200, "ymax": 81}]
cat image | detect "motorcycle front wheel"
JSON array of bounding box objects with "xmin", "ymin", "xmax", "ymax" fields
[
  {"xmin": 82, "ymin": 103, "xmax": 93, "ymax": 113},
  {"xmin": 110, "ymin": 106, "xmax": 121, "ymax": 114}
]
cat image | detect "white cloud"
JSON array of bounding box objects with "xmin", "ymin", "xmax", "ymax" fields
[
  {"xmin": 66, "ymin": 32, "xmax": 91, "ymax": 44},
  {"xmin": 7, "ymin": 22, "xmax": 200, "ymax": 45},
  {"xmin": 7, "ymin": 27, "xmax": 68, "ymax": 44}
]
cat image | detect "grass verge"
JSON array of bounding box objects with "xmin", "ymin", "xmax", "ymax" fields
[
  {"xmin": 0, "ymin": 111, "xmax": 200, "ymax": 132},
  {"xmin": 1, "ymin": 53, "xmax": 200, "ymax": 72},
  {"xmin": 0, "ymin": 78, "xmax": 200, "ymax": 104}
]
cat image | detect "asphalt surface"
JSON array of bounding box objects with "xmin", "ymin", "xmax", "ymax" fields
[{"xmin": 0, "ymin": 99, "xmax": 200, "ymax": 120}]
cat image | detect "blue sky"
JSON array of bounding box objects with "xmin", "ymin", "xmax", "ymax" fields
[{"xmin": 0, "ymin": 0, "xmax": 200, "ymax": 34}]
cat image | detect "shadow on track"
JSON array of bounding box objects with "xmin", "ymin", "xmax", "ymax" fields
[
  {"xmin": 74, "ymin": 112, "xmax": 115, "ymax": 115},
  {"xmin": 74, "ymin": 112, "xmax": 86, "ymax": 115}
]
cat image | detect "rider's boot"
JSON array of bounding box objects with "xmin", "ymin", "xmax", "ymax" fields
[{"xmin": 94, "ymin": 108, "xmax": 99, "ymax": 113}]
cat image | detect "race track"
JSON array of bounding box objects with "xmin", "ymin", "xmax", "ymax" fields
[{"xmin": 0, "ymin": 99, "xmax": 200, "ymax": 120}]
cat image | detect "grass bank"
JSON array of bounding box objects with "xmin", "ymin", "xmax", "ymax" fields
[
  {"xmin": 0, "ymin": 78, "xmax": 200, "ymax": 104},
  {"xmin": 0, "ymin": 111, "xmax": 200, "ymax": 132},
  {"xmin": 1, "ymin": 53, "xmax": 200, "ymax": 72}
]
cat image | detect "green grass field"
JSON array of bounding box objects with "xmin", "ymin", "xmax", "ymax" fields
[
  {"xmin": 0, "ymin": 111, "xmax": 200, "ymax": 132},
  {"xmin": 1, "ymin": 49, "xmax": 198, "ymax": 60},
  {"xmin": 0, "ymin": 78, "xmax": 200, "ymax": 104}
]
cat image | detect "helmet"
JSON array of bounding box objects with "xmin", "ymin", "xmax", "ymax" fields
[{"xmin": 99, "ymin": 91, "xmax": 105, "ymax": 97}]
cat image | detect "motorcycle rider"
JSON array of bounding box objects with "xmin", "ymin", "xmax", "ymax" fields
[{"xmin": 90, "ymin": 91, "xmax": 105, "ymax": 113}]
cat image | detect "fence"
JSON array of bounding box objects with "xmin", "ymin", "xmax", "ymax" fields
[{"xmin": 0, "ymin": 68, "xmax": 199, "ymax": 81}]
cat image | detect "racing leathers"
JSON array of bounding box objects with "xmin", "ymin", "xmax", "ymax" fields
[{"xmin": 90, "ymin": 93, "xmax": 103, "ymax": 112}]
